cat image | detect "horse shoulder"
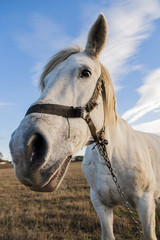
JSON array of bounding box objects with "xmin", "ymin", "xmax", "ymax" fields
[
  {"xmin": 82, "ymin": 145, "xmax": 116, "ymax": 201},
  {"xmin": 112, "ymin": 118, "xmax": 158, "ymax": 194},
  {"xmin": 140, "ymin": 132, "xmax": 160, "ymax": 191}
]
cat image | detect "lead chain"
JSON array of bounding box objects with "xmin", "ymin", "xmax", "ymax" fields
[{"xmin": 97, "ymin": 140, "xmax": 144, "ymax": 240}]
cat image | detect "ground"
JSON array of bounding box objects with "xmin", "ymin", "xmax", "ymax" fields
[{"xmin": 0, "ymin": 162, "xmax": 159, "ymax": 240}]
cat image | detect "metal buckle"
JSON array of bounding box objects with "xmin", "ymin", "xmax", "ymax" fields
[{"xmin": 74, "ymin": 107, "xmax": 84, "ymax": 118}]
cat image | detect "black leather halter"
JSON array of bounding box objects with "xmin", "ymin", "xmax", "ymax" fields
[{"xmin": 26, "ymin": 75, "xmax": 106, "ymax": 144}]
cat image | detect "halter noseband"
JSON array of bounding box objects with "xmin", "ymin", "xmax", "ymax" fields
[{"xmin": 25, "ymin": 75, "xmax": 107, "ymax": 144}]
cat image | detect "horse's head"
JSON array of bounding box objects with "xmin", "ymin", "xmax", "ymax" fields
[{"xmin": 10, "ymin": 14, "xmax": 114, "ymax": 192}]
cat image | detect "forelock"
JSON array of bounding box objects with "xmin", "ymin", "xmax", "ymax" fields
[{"xmin": 39, "ymin": 46, "xmax": 82, "ymax": 91}]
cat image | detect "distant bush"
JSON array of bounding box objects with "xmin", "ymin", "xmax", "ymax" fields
[
  {"xmin": 0, "ymin": 158, "xmax": 6, "ymax": 163},
  {"xmin": 72, "ymin": 156, "xmax": 83, "ymax": 162},
  {"xmin": 0, "ymin": 152, "xmax": 3, "ymax": 159}
]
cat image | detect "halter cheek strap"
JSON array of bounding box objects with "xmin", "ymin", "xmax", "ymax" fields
[
  {"xmin": 25, "ymin": 76, "xmax": 107, "ymax": 145},
  {"xmin": 84, "ymin": 77, "xmax": 107, "ymax": 144}
]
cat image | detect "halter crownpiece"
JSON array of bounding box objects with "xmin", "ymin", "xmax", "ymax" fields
[{"xmin": 25, "ymin": 75, "xmax": 107, "ymax": 144}]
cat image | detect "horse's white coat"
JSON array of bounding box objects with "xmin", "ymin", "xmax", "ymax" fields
[
  {"xmin": 10, "ymin": 14, "xmax": 160, "ymax": 240},
  {"xmin": 83, "ymin": 116, "xmax": 160, "ymax": 239}
]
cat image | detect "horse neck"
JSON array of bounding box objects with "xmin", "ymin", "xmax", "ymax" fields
[
  {"xmin": 103, "ymin": 115, "xmax": 118, "ymax": 156},
  {"xmin": 105, "ymin": 114, "xmax": 136, "ymax": 160},
  {"xmin": 100, "ymin": 64, "xmax": 117, "ymax": 138},
  {"xmin": 103, "ymin": 78, "xmax": 117, "ymax": 150}
]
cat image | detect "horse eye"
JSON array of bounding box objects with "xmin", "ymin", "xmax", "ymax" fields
[{"xmin": 80, "ymin": 69, "xmax": 91, "ymax": 78}]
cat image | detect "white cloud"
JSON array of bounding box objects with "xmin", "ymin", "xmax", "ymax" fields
[
  {"xmin": 122, "ymin": 68, "xmax": 160, "ymax": 123},
  {"xmin": 73, "ymin": 0, "xmax": 160, "ymax": 90},
  {"xmin": 0, "ymin": 103, "xmax": 15, "ymax": 106},
  {"xmin": 100, "ymin": 0, "xmax": 160, "ymax": 89},
  {"xmin": 133, "ymin": 119, "xmax": 160, "ymax": 135},
  {"xmin": 17, "ymin": 13, "xmax": 72, "ymax": 59},
  {"xmin": 16, "ymin": 13, "xmax": 75, "ymax": 85},
  {"xmin": 155, "ymin": 109, "xmax": 160, "ymax": 113}
]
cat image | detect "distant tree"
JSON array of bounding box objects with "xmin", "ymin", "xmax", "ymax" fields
[
  {"xmin": 72, "ymin": 156, "xmax": 83, "ymax": 162},
  {"xmin": 0, "ymin": 152, "xmax": 3, "ymax": 159}
]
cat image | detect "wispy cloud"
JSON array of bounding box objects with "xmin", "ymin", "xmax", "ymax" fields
[
  {"xmin": 72, "ymin": 0, "xmax": 160, "ymax": 91},
  {"xmin": 100, "ymin": 0, "xmax": 160, "ymax": 90},
  {"xmin": 16, "ymin": 13, "xmax": 72, "ymax": 59},
  {"xmin": 0, "ymin": 102, "xmax": 15, "ymax": 106},
  {"xmin": 16, "ymin": 13, "xmax": 74, "ymax": 85},
  {"xmin": 122, "ymin": 68, "xmax": 160, "ymax": 123},
  {"xmin": 133, "ymin": 119, "xmax": 160, "ymax": 135}
]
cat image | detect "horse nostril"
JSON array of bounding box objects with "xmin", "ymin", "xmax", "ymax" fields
[{"xmin": 27, "ymin": 133, "xmax": 46, "ymax": 164}]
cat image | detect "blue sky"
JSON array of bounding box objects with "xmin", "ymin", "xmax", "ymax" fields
[{"xmin": 1, "ymin": 0, "xmax": 160, "ymax": 160}]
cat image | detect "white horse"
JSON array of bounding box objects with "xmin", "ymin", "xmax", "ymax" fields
[{"xmin": 10, "ymin": 14, "xmax": 160, "ymax": 240}]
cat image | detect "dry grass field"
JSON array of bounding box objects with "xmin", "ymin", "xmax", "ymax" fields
[{"xmin": 0, "ymin": 162, "xmax": 160, "ymax": 240}]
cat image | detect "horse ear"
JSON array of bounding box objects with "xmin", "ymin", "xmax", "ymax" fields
[{"xmin": 85, "ymin": 13, "xmax": 107, "ymax": 57}]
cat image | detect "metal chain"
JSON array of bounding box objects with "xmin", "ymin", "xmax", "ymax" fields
[{"xmin": 97, "ymin": 140, "xmax": 144, "ymax": 240}]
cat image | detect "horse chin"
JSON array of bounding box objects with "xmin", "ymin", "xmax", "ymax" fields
[{"xmin": 30, "ymin": 155, "xmax": 72, "ymax": 192}]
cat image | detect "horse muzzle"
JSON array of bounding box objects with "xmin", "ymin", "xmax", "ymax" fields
[
  {"xmin": 10, "ymin": 128, "xmax": 49, "ymax": 182},
  {"xmin": 9, "ymin": 119, "xmax": 73, "ymax": 191}
]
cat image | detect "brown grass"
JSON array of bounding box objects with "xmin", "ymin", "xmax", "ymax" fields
[{"xmin": 0, "ymin": 162, "xmax": 159, "ymax": 240}]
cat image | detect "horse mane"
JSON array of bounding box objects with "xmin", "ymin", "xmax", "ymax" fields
[
  {"xmin": 39, "ymin": 46, "xmax": 117, "ymax": 122},
  {"xmin": 39, "ymin": 46, "xmax": 82, "ymax": 91},
  {"xmin": 100, "ymin": 64, "xmax": 117, "ymax": 123}
]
